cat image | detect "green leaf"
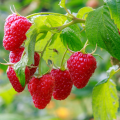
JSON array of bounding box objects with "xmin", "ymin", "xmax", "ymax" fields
[
  {"xmin": 25, "ymin": 29, "xmax": 37, "ymax": 65},
  {"xmin": 35, "ymin": 32, "xmax": 71, "ymax": 67},
  {"xmin": 107, "ymin": 65, "xmax": 119, "ymax": 79},
  {"xmin": 32, "ymin": 15, "xmax": 51, "ymax": 33},
  {"xmin": 13, "ymin": 55, "xmax": 28, "ymax": 87},
  {"xmin": 77, "ymin": 7, "xmax": 93, "ymax": 19},
  {"xmin": 25, "ymin": 15, "xmax": 51, "ymax": 65},
  {"xmin": 92, "ymin": 78, "xmax": 119, "ymax": 120},
  {"xmin": 60, "ymin": 20, "xmax": 83, "ymax": 51},
  {"xmin": 104, "ymin": 0, "xmax": 120, "ymax": 30},
  {"xmin": 86, "ymin": 5, "xmax": 120, "ymax": 60},
  {"xmin": 45, "ymin": 15, "xmax": 67, "ymax": 27},
  {"xmin": 59, "ymin": 0, "xmax": 66, "ymax": 8}
]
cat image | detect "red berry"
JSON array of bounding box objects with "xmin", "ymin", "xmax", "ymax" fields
[
  {"xmin": 29, "ymin": 52, "xmax": 40, "ymax": 76},
  {"xmin": 67, "ymin": 52, "xmax": 97, "ymax": 89},
  {"xmin": 4, "ymin": 14, "xmax": 26, "ymax": 29},
  {"xmin": 7, "ymin": 66, "xmax": 30, "ymax": 92},
  {"xmin": 9, "ymin": 46, "xmax": 24, "ymax": 63},
  {"xmin": 3, "ymin": 14, "xmax": 31, "ymax": 51},
  {"xmin": 51, "ymin": 69, "xmax": 73, "ymax": 100},
  {"xmin": 28, "ymin": 74, "xmax": 55, "ymax": 109}
]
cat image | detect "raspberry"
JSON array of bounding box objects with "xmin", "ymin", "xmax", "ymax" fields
[
  {"xmin": 4, "ymin": 14, "xmax": 26, "ymax": 29},
  {"xmin": 51, "ymin": 69, "xmax": 73, "ymax": 100},
  {"xmin": 9, "ymin": 46, "xmax": 24, "ymax": 63},
  {"xmin": 29, "ymin": 52, "xmax": 40, "ymax": 76},
  {"xmin": 67, "ymin": 52, "xmax": 97, "ymax": 89},
  {"xmin": 7, "ymin": 66, "xmax": 30, "ymax": 92},
  {"xmin": 28, "ymin": 74, "xmax": 55, "ymax": 109},
  {"xmin": 3, "ymin": 14, "xmax": 31, "ymax": 51}
]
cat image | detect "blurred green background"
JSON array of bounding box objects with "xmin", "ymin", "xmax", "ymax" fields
[{"xmin": 0, "ymin": 0, "xmax": 120, "ymax": 120}]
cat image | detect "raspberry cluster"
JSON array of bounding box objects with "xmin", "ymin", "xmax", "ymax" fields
[{"xmin": 3, "ymin": 14, "xmax": 97, "ymax": 110}]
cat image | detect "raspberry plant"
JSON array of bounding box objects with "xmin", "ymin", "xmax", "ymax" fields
[{"xmin": 1, "ymin": 0, "xmax": 120, "ymax": 119}]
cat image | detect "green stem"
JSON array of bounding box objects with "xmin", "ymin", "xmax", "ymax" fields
[
  {"xmin": 60, "ymin": 49, "xmax": 68, "ymax": 70},
  {"xmin": 0, "ymin": 62, "xmax": 14, "ymax": 66},
  {"xmin": 38, "ymin": 34, "xmax": 55, "ymax": 76},
  {"xmin": 115, "ymin": 68, "xmax": 120, "ymax": 74},
  {"xmin": 80, "ymin": 28, "xmax": 85, "ymax": 33},
  {"xmin": 80, "ymin": 40, "xmax": 89, "ymax": 54},
  {"xmin": 26, "ymin": 12, "xmax": 71, "ymax": 19},
  {"xmin": 51, "ymin": 18, "xmax": 85, "ymax": 32},
  {"xmin": 65, "ymin": 7, "xmax": 74, "ymax": 18}
]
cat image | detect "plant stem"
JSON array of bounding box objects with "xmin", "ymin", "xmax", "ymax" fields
[
  {"xmin": 51, "ymin": 18, "xmax": 85, "ymax": 32},
  {"xmin": 26, "ymin": 12, "xmax": 71, "ymax": 19},
  {"xmin": 38, "ymin": 34, "xmax": 55, "ymax": 76},
  {"xmin": 0, "ymin": 62, "xmax": 14, "ymax": 66},
  {"xmin": 80, "ymin": 40, "xmax": 89, "ymax": 54},
  {"xmin": 65, "ymin": 7, "xmax": 74, "ymax": 18},
  {"xmin": 60, "ymin": 49, "xmax": 68, "ymax": 70},
  {"xmin": 115, "ymin": 68, "xmax": 120, "ymax": 74}
]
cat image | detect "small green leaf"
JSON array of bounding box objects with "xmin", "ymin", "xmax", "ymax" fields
[
  {"xmin": 59, "ymin": 0, "xmax": 66, "ymax": 8},
  {"xmin": 104, "ymin": 0, "xmax": 120, "ymax": 30},
  {"xmin": 13, "ymin": 55, "xmax": 28, "ymax": 87},
  {"xmin": 92, "ymin": 78, "xmax": 119, "ymax": 120},
  {"xmin": 107, "ymin": 65, "xmax": 119, "ymax": 79},
  {"xmin": 77, "ymin": 7, "xmax": 93, "ymax": 19},
  {"xmin": 86, "ymin": 5, "xmax": 120, "ymax": 60},
  {"xmin": 60, "ymin": 20, "xmax": 83, "ymax": 51}
]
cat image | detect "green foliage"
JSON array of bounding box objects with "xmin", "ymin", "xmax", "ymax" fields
[
  {"xmin": 104, "ymin": 0, "xmax": 120, "ymax": 30},
  {"xmin": 1, "ymin": 0, "xmax": 120, "ymax": 119},
  {"xmin": 60, "ymin": 21, "xmax": 83, "ymax": 51},
  {"xmin": 59, "ymin": 0, "xmax": 66, "ymax": 8},
  {"xmin": 92, "ymin": 66, "xmax": 119, "ymax": 120},
  {"xmin": 13, "ymin": 55, "xmax": 28, "ymax": 87},
  {"xmin": 77, "ymin": 7, "xmax": 93, "ymax": 19},
  {"xmin": 86, "ymin": 5, "xmax": 120, "ymax": 60},
  {"xmin": 25, "ymin": 29, "xmax": 37, "ymax": 65},
  {"xmin": 35, "ymin": 32, "xmax": 70, "ymax": 67}
]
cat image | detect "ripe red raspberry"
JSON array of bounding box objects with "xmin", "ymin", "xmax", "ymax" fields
[
  {"xmin": 9, "ymin": 46, "xmax": 24, "ymax": 63},
  {"xmin": 67, "ymin": 52, "xmax": 97, "ymax": 89},
  {"xmin": 4, "ymin": 14, "xmax": 26, "ymax": 29},
  {"xmin": 28, "ymin": 74, "xmax": 55, "ymax": 109},
  {"xmin": 51, "ymin": 69, "xmax": 73, "ymax": 100},
  {"xmin": 29, "ymin": 52, "xmax": 40, "ymax": 76},
  {"xmin": 3, "ymin": 14, "xmax": 31, "ymax": 51},
  {"xmin": 7, "ymin": 66, "xmax": 30, "ymax": 92}
]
